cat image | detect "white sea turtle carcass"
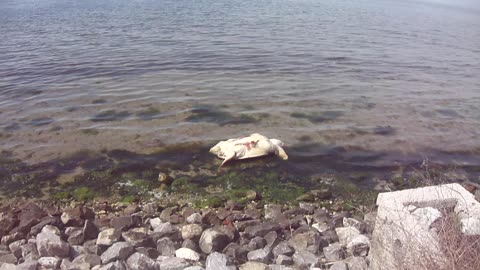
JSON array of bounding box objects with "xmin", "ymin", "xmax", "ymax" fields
[{"xmin": 209, "ymin": 133, "xmax": 288, "ymax": 166}]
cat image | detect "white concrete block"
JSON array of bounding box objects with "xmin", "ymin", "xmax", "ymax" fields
[{"xmin": 369, "ymin": 183, "xmax": 480, "ymax": 270}]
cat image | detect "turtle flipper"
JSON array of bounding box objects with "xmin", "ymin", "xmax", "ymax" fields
[
  {"xmin": 275, "ymin": 145, "xmax": 288, "ymax": 160},
  {"xmin": 221, "ymin": 150, "xmax": 236, "ymax": 166}
]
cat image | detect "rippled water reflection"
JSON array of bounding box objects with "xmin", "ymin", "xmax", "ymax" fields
[{"xmin": 1, "ymin": 0, "xmax": 480, "ymax": 170}]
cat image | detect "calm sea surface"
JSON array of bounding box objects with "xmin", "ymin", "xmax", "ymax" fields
[{"xmin": 1, "ymin": 0, "xmax": 480, "ymax": 170}]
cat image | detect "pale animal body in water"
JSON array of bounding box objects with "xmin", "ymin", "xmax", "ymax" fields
[{"xmin": 209, "ymin": 133, "xmax": 288, "ymax": 166}]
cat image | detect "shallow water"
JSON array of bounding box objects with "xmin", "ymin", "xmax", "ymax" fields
[{"xmin": 1, "ymin": 0, "xmax": 480, "ymax": 182}]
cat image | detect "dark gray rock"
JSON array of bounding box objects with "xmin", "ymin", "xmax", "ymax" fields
[
  {"xmin": 223, "ymin": 242, "xmax": 248, "ymax": 262},
  {"xmin": 11, "ymin": 203, "xmax": 46, "ymax": 235},
  {"xmin": 182, "ymin": 239, "xmax": 199, "ymax": 252},
  {"xmin": 199, "ymin": 228, "xmax": 231, "ymax": 254},
  {"xmin": 83, "ymin": 220, "xmax": 99, "ymax": 240},
  {"xmin": 126, "ymin": 252, "xmax": 157, "ymax": 270},
  {"xmin": 156, "ymin": 237, "xmax": 176, "ymax": 256},
  {"xmin": 244, "ymin": 222, "xmax": 281, "ymax": 238},
  {"xmin": 135, "ymin": 247, "xmax": 159, "ymax": 259},
  {"xmin": 100, "ymin": 242, "xmax": 134, "ymax": 264}
]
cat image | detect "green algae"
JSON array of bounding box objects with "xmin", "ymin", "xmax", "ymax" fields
[
  {"xmin": 73, "ymin": 187, "xmax": 96, "ymax": 201},
  {"xmin": 136, "ymin": 107, "xmax": 161, "ymax": 121},
  {"xmin": 91, "ymin": 110, "xmax": 130, "ymax": 122},
  {"xmin": 186, "ymin": 106, "xmax": 258, "ymax": 126},
  {"xmin": 81, "ymin": 129, "xmax": 99, "ymax": 135},
  {"xmin": 290, "ymin": 111, "xmax": 343, "ymax": 123}
]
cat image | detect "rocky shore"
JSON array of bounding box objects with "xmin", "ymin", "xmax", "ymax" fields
[{"xmin": 0, "ymin": 199, "xmax": 373, "ymax": 270}]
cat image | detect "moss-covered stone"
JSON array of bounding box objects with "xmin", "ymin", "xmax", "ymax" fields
[
  {"xmin": 136, "ymin": 107, "xmax": 161, "ymax": 120},
  {"xmin": 53, "ymin": 191, "xmax": 71, "ymax": 200},
  {"xmin": 91, "ymin": 110, "xmax": 130, "ymax": 122}
]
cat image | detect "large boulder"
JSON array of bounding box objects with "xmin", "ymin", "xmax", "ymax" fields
[{"xmin": 36, "ymin": 225, "xmax": 70, "ymax": 258}]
